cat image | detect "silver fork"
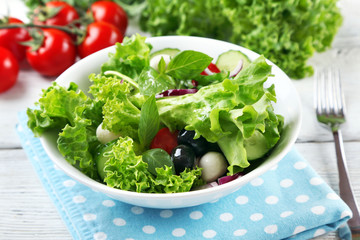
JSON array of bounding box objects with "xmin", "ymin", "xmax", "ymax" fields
[{"xmin": 315, "ymin": 68, "xmax": 360, "ymax": 237}]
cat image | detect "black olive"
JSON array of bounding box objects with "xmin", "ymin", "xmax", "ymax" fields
[
  {"xmin": 177, "ymin": 129, "xmax": 221, "ymax": 157},
  {"xmin": 171, "ymin": 145, "xmax": 196, "ymax": 175}
]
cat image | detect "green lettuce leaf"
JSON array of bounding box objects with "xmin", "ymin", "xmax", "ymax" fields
[
  {"xmin": 101, "ymin": 34, "xmax": 152, "ymax": 80},
  {"xmin": 103, "ymin": 137, "xmax": 153, "ymax": 192},
  {"xmin": 27, "ymin": 82, "xmax": 102, "ymax": 179},
  {"xmin": 153, "ymin": 166, "xmax": 203, "ymax": 193},
  {"xmin": 139, "ymin": 0, "xmax": 342, "ymax": 79},
  {"xmin": 103, "ymin": 137, "xmax": 202, "ymax": 193},
  {"xmin": 156, "ymin": 56, "xmax": 283, "ymax": 174},
  {"xmin": 27, "ymin": 82, "xmax": 88, "ymax": 136},
  {"xmin": 58, "ymin": 117, "xmax": 100, "ymax": 179}
]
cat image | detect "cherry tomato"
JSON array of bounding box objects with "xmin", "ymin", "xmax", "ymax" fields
[
  {"xmin": 77, "ymin": 21, "xmax": 123, "ymax": 59},
  {"xmin": 33, "ymin": 1, "xmax": 79, "ymax": 26},
  {"xmin": 201, "ymin": 62, "xmax": 221, "ymax": 75},
  {"xmin": 0, "ymin": 17, "xmax": 31, "ymax": 62},
  {"xmin": 150, "ymin": 128, "xmax": 178, "ymax": 155},
  {"xmin": 26, "ymin": 28, "xmax": 76, "ymax": 77},
  {"xmin": 0, "ymin": 47, "xmax": 19, "ymax": 93},
  {"xmin": 90, "ymin": 0, "xmax": 128, "ymax": 35}
]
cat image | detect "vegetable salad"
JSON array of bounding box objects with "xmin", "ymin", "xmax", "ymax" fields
[{"xmin": 27, "ymin": 34, "xmax": 284, "ymax": 193}]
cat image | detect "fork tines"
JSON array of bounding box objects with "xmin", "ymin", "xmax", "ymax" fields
[{"xmin": 314, "ymin": 68, "xmax": 346, "ymax": 119}]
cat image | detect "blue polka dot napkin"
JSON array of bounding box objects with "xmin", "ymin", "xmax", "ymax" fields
[{"xmin": 16, "ymin": 111, "xmax": 352, "ymax": 240}]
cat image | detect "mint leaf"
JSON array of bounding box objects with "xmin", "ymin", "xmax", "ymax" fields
[
  {"xmin": 166, "ymin": 50, "xmax": 213, "ymax": 79},
  {"xmin": 157, "ymin": 56, "xmax": 167, "ymax": 73},
  {"xmin": 142, "ymin": 148, "xmax": 175, "ymax": 176},
  {"xmin": 138, "ymin": 67, "xmax": 176, "ymax": 96},
  {"xmin": 138, "ymin": 95, "xmax": 160, "ymax": 148}
]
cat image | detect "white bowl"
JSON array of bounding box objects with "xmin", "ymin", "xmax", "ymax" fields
[{"xmin": 40, "ymin": 36, "xmax": 302, "ymax": 209}]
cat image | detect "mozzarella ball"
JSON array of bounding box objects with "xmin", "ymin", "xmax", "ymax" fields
[
  {"xmin": 96, "ymin": 123, "xmax": 121, "ymax": 144},
  {"xmin": 149, "ymin": 54, "xmax": 171, "ymax": 71},
  {"xmin": 198, "ymin": 152, "xmax": 228, "ymax": 183}
]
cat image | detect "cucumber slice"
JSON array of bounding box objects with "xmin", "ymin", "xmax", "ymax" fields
[
  {"xmin": 216, "ymin": 50, "xmax": 251, "ymax": 73},
  {"xmin": 150, "ymin": 48, "xmax": 180, "ymax": 58},
  {"xmin": 95, "ymin": 140, "xmax": 116, "ymax": 180}
]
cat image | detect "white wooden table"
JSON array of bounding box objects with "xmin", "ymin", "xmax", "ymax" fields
[{"xmin": 0, "ymin": 0, "xmax": 359, "ymax": 239}]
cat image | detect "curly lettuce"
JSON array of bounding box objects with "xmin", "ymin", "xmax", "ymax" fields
[
  {"xmin": 139, "ymin": 0, "xmax": 342, "ymax": 79},
  {"xmin": 102, "ymin": 137, "xmax": 203, "ymax": 193},
  {"xmin": 27, "ymin": 82, "xmax": 102, "ymax": 179}
]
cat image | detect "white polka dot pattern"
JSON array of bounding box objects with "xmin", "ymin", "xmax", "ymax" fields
[
  {"xmin": 93, "ymin": 232, "xmax": 107, "ymax": 240},
  {"xmin": 250, "ymin": 213, "xmax": 263, "ymax": 221},
  {"xmin": 73, "ymin": 195, "xmax": 86, "ymax": 203},
  {"xmin": 295, "ymin": 195, "xmax": 309, "ymax": 203},
  {"xmin": 113, "ymin": 218, "xmax": 126, "ymax": 226},
  {"xmin": 294, "ymin": 161, "xmax": 307, "ymax": 169},
  {"xmin": 172, "ymin": 228, "xmax": 186, "ymax": 237},
  {"xmin": 189, "ymin": 211, "xmax": 203, "ymax": 220},
  {"xmin": 293, "ymin": 226, "xmax": 306, "ymax": 235},
  {"xmin": 264, "ymin": 224, "xmax": 278, "ymax": 234},
  {"xmin": 311, "ymin": 206, "xmax": 326, "ymax": 215},
  {"xmin": 102, "ymin": 200, "xmax": 115, "ymax": 207},
  {"xmin": 160, "ymin": 210, "xmax": 173, "ymax": 218},
  {"xmin": 142, "ymin": 225, "xmax": 156, "ymax": 234},
  {"xmin": 250, "ymin": 177, "xmax": 264, "ymax": 186},
  {"xmin": 219, "ymin": 213, "xmax": 233, "ymax": 222},
  {"xmin": 235, "ymin": 195, "xmax": 248, "ymax": 205},
  {"xmin": 280, "ymin": 179, "xmax": 293, "ymax": 188},
  {"xmin": 280, "ymin": 211, "xmax": 294, "ymax": 218},
  {"xmin": 265, "ymin": 196, "xmax": 279, "ymax": 204},
  {"xmin": 310, "ymin": 177, "xmax": 324, "ymax": 185},
  {"xmin": 63, "ymin": 180, "xmax": 76, "ymax": 187},
  {"xmin": 83, "ymin": 213, "xmax": 97, "ymax": 221},
  {"xmin": 202, "ymin": 230, "xmax": 216, "ymax": 238},
  {"xmin": 131, "ymin": 206, "xmax": 144, "ymax": 215},
  {"xmin": 233, "ymin": 229, "xmax": 247, "ymax": 236}
]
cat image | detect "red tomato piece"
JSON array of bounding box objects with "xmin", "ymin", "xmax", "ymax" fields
[
  {"xmin": 0, "ymin": 17, "xmax": 31, "ymax": 62},
  {"xmin": 90, "ymin": 0, "xmax": 128, "ymax": 35},
  {"xmin": 201, "ymin": 62, "xmax": 221, "ymax": 75},
  {"xmin": 0, "ymin": 47, "xmax": 19, "ymax": 93},
  {"xmin": 77, "ymin": 21, "xmax": 124, "ymax": 59},
  {"xmin": 33, "ymin": 1, "xmax": 79, "ymax": 26},
  {"xmin": 26, "ymin": 28, "xmax": 76, "ymax": 77},
  {"xmin": 150, "ymin": 128, "xmax": 178, "ymax": 154},
  {"xmin": 207, "ymin": 62, "xmax": 221, "ymax": 73}
]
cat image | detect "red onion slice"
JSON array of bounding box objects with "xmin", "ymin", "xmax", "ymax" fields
[
  {"xmin": 229, "ymin": 59, "xmax": 243, "ymax": 78},
  {"xmin": 218, "ymin": 172, "xmax": 242, "ymax": 185},
  {"xmin": 156, "ymin": 88, "xmax": 198, "ymax": 98},
  {"xmin": 193, "ymin": 181, "xmax": 219, "ymax": 190}
]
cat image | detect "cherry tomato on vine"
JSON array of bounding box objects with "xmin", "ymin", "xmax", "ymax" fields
[
  {"xmin": 90, "ymin": 0, "xmax": 128, "ymax": 35},
  {"xmin": 0, "ymin": 47, "xmax": 19, "ymax": 93},
  {"xmin": 33, "ymin": 1, "xmax": 79, "ymax": 26},
  {"xmin": 0, "ymin": 17, "xmax": 31, "ymax": 62},
  {"xmin": 150, "ymin": 128, "xmax": 179, "ymax": 154},
  {"xmin": 26, "ymin": 28, "xmax": 76, "ymax": 77},
  {"xmin": 77, "ymin": 21, "xmax": 123, "ymax": 59}
]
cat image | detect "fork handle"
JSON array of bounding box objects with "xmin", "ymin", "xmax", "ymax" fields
[{"xmin": 333, "ymin": 130, "xmax": 360, "ymax": 234}]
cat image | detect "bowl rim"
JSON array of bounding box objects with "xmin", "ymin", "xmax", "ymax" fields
[{"xmin": 40, "ymin": 35, "xmax": 302, "ymax": 201}]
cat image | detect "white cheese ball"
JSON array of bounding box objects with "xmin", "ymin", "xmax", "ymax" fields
[
  {"xmin": 96, "ymin": 123, "xmax": 121, "ymax": 144},
  {"xmin": 149, "ymin": 54, "xmax": 171, "ymax": 71},
  {"xmin": 198, "ymin": 152, "xmax": 228, "ymax": 183}
]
